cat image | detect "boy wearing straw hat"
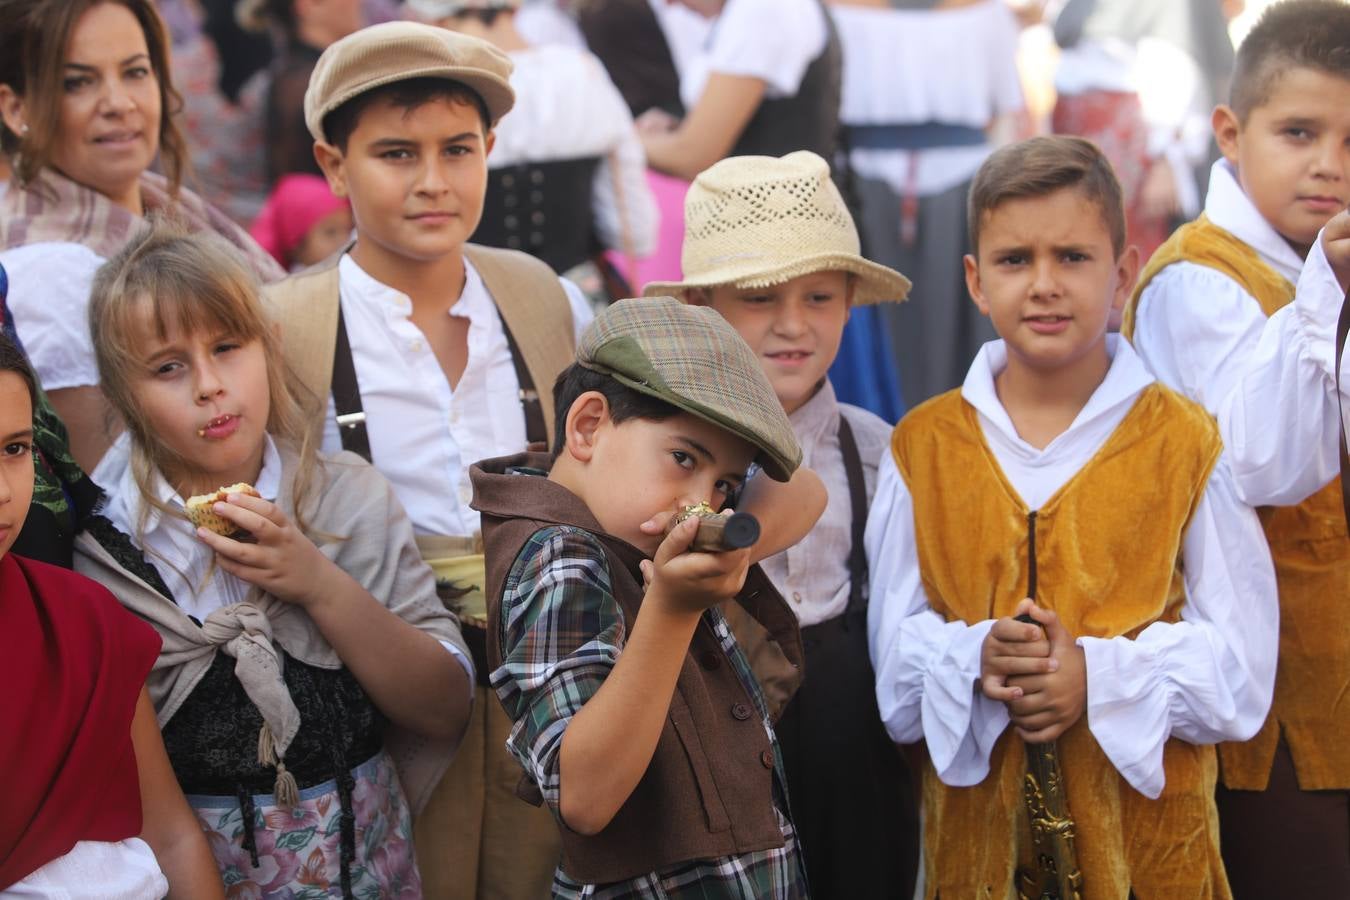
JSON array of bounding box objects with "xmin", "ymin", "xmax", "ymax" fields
[
  {"xmin": 644, "ymin": 150, "xmax": 920, "ymax": 898},
  {"xmin": 470, "ymin": 296, "xmax": 814, "ymax": 898}
]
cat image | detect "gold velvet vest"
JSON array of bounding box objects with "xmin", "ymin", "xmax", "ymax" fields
[
  {"xmin": 1126, "ymin": 215, "xmax": 1350, "ymax": 791},
  {"xmin": 893, "ymin": 385, "xmax": 1226, "ymax": 899}
]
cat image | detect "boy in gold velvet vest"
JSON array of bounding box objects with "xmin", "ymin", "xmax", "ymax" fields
[
  {"xmin": 867, "ymin": 135, "xmax": 1278, "ymax": 899},
  {"xmin": 1121, "ymin": 3, "xmax": 1350, "ymax": 894}
]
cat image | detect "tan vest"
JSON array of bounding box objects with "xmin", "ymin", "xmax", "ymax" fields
[
  {"xmin": 1126, "ymin": 215, "xmax": 1350, "ymax": 791},
  {"xmin": 263, "ymin": 243, "xmax": 577, "ymax": 450},
  {"xmin": 893, "ymin": 386, "xmax": 1227, "ymax": 899}
]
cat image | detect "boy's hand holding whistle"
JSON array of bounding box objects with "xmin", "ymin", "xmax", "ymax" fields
[{"xmin": 638, "ymin": 505, "xmax": 757, "ymax": 616}]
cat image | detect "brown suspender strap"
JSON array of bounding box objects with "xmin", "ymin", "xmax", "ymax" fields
[
  {"xmin": 332, "ymin": 303, "xmax": 372, "ymax": 462},
  {"xmin": 464, "ymin": 244, "xmax": 577, "ymax": 449},
  {"xmin": 1337, "ymin": 284, "xmax": 1350, "ymax": 533},
  {"xmin": 500, "ymin": 318, "xmax": 548, "ymax": 447},
  {"xmin": 837, "ymin": 415, "xmax": 870, "ymax": 620}
]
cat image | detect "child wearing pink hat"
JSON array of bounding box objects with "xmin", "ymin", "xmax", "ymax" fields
[{"xmin": 249, "ymin": 174, "xmax": 353, "ymax": 271}]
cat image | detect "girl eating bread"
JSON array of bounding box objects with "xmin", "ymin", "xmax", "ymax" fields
[{"xmin": 72, "ymin": 219, "xmax": 473, "ymax": 900}]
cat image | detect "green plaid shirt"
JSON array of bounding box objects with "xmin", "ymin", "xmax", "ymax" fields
[{"xmin": 492, "ymin": 525, "xmax": 809, "ymax": 899}]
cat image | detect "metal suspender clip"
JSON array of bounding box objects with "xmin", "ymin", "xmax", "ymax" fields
[{"xmin": 336, "ymin": 411, "xmax": 367, "ymax": 429}]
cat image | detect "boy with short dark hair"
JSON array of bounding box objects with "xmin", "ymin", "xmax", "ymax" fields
[
  {"xmin": 471, "ymin": 297, "xmax": 811, "ymax": 898},
  {"xmin": 868, "ymin": 135, "xmax": 1278, "ymax": 897},
  {"xmin": 263, "ymin": 21, "xmax": 594, "ymax": 900},
  {"xmin": 1122, "ymin": 2, "xmax": 1350, "ymax": 893}
]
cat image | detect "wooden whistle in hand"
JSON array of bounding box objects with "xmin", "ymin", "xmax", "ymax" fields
[{"xmin": 664, "ymin": 503, "xmax": 761, "ymax": 552}]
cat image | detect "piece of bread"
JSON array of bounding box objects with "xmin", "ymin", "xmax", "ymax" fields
[{"xmin": 185, "ymin": 483, "xmax": 261, "ymax": 538}]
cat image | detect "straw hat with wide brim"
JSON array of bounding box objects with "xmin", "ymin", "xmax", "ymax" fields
[{"xmin": 643, "ymin": 151, "xmax": 911, "ymax": 306}]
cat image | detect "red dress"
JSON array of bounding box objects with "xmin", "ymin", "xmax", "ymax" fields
[{"xmin": 0, "ymin": 552, "xmax": 161, "ymax": 889}]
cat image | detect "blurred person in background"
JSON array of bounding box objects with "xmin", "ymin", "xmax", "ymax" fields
[
  {"xmin": 236, "ymin": 0, "xmax": 365, "ymax": 185},
  {"xmin": 831, "ymin": 0, "xmax": 1026, "ymax": 413},
  {"xmin": 162, "ymin": 0, "xmax": 270, "ymax": 225},
  {"xmin": 415, "ymin": 0, "xmax": 658, "ymax": 302},
  {"xmin": 1051, "ymin": 0, "xmax": 1236, "ymax": 260},
  {"xmin": 637, "ymin": 0, "xmax": 841, "ymax": 182}
]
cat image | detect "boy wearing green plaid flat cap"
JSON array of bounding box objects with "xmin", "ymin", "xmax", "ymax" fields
[
  {"xmin": 647, "ymin": 150, "xmax": 920, "ymax": 898},
  {"xmin": 469, "ymin": 296, "xmax": 821, "ymax": 898}
]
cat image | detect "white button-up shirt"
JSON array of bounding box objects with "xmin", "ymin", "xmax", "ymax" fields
[
  {"xmin": 865, "ymin": 337, "xmax": 1278, "ymax": 799},
  {"xmin": 321, "ymin": 253, "xmax": 593, "ymax": 537},
  {"xmin": 758, "ymin": 380, "xmax": 891, "ymax": 627},
  {"xmin": 1132, "ymin": 158, "xmax": 1348, "ymax": 507}
]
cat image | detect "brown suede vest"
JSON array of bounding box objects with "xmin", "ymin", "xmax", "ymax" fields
[
  {"xmin": 1126, "ymin": 215, "xmax": 1350, "ymax": 791},
  {"xmin": 471, "ymin": 453, "xmax": 805, "ymax": 885},
  {"xmin": 893, "ymin": 386, "xmax": 1227, "ymax": 899}
]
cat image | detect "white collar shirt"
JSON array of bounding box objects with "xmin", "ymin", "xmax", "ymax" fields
[
  {"xmin": 102, "ymin": 434, "xmax": 283, "ymax": 623},
  {"xmin": 758, "ymin": 380, "xmax": 891, "ymax": 627},
  {"xmin": 1131, "ymin": 158, "xmax": 1347, "ymax": 505},
  {"xmin": 322, "ymin": 253, "xmax": 592, "ymax": 538}
]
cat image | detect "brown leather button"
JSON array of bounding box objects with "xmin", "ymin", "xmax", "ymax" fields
[
  {"xmin": 731, "ymin": 703, "xmax": 752, "ymax": 721},
  {"xmin": 700, "ymin": 651, "xmax": 721, "ymax": 671},
  {"xmin": 760, "ymin": 749, "xmax": 775, "ymax": 769}
]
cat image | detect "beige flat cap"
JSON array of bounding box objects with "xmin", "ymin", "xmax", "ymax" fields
[{"xmin": 304, "ymin": 21, "xmax": 515, "ymax": 143}]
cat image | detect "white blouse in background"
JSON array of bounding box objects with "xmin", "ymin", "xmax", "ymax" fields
[
  {"xmin": 0, "ymin": 241, "xmax": 107, "ymax": 391},
  {"xmin": 1, "ymin": 839, "xmax": 166, "ymax": 899},
  {"xmin": 514, "ymin": 1, "xmax": 586, "ymax": 48},
  {"xmin": 1134, "ymin": 158, "xmax": 1348, "ymax": 507},
  {"xmin": 491, "ymin": 43, "xmax": 658, "ymax": 258},
  {"xmin": 866, "ymin": 336, "xmax": 1278, "ymax": 799},
  {"xmin": 758, "ymin": 380, "xmax": 891, "ymax": 628},
  {"xmin": 322, "ymin": 254, "xmax": 592, "ymax": 539},
  {"xmin": 832, "ymin": 0, "xmax": 1024, "ymax": 198},
  {"xmin": 675, "ymin": 0, "xmax": 827, "ymax": 111}
]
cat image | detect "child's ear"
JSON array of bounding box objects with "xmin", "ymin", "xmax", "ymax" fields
[
  {"xmin": 684, "ymin": 288, "xmax": 711, "ymax": 307},
  {"xmin": 1111, "ymin": 244, "xmax": 1142, "ymax": 313},
  {"xmin": 963, "ymin": 254, "xmax": 990, "ymax": 317},
  {"xmin": 1212, "ymin": 105, "xmax": 1242, "ymax": 167},
  {"xmin": 313, "ymin": 141, "xmax": 349, "ymax": 198},
  {"xmin": 484, "ymin": 128, "xmax": 496, "ymax": 158},
  {"xmin": 563, "ymin": 391, "xmax": 610, "ymax": 463}
]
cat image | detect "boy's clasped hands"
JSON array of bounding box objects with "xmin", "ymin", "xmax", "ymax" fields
[{"xmin": 980, "ymin": 598, "xmax": 1087, "ymax": 743}]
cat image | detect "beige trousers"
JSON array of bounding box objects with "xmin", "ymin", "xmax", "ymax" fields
[{"xmin": 413, "ymin": 685, "xmax": 561, "ymax": 900}]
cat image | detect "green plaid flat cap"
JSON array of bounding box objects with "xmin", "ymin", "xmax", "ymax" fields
[{"xmin": 577, "ymin": 296, "xmax": 802, "ymax": 481}]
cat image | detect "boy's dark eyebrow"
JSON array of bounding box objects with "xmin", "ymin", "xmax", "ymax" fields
[
  {"xmin": 64, "ymin": 53, "xmax": 150, "ymax": 71},
  {"xmin": 1271, "ymin": 115, "xmax": 1323, "ymax": 129},
  {"xmin": 2, "ymin": 428, "xmax": 35, "ymax": 443},
  {"xmin": 367, "ymin": 132, "xmax": 482, "ymax": 149},
  {"xmin": 674, "ymin": 435, "xmax": 716, "ymax": 464}
]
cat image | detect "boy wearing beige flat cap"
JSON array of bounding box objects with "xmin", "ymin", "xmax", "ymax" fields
[
  {"xmin": 263, "ymin": 20, "xmax": 594, "ymax": 900},
  {"xmin": 646, "ymin": 150, "xmax": 920, "ymax": 898}
]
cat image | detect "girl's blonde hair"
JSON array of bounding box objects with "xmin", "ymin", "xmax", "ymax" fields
[{"xmin": 89, "ymin": 216, "xmax": 321, "ymax": 538}]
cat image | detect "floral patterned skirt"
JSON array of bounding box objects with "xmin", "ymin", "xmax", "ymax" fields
[{"xmin": 188, "ymin": 750, "xmax": 422, "ymax": 899}]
